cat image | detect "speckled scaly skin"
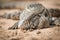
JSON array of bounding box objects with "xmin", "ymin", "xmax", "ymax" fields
[
  {"xmin": 17, "ymin": 4, "xmax": 50, "ymax": 30},
  {"xmin": 8, "ymin": 4, "xmax": 60, "ymax": 30}
]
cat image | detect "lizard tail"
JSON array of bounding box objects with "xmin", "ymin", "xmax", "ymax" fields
[{"xmin": 0, "ymin": 13, "xmax": 11, "ymax": 19}]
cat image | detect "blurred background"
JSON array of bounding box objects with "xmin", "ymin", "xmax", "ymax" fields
[
  {"xmin": 0, "ymin": 0, "xmax": 60, "ymax": 10},
  {"xmin": 0, "ymin": 0, "xmax": 60, "ymax": 40}
]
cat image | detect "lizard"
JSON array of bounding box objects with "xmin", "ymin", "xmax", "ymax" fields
[
  {"xmin": 8, "ymin": 3, "xmax": 50, "ymax": 30},
  {"xmin": 0, "ymin": 3, "xmax": 60, "ymax": 30}
]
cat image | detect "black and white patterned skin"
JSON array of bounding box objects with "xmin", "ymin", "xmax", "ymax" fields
[
  {"xmin": 8, "ymin": 4, "xmax": 60, "ymax": 30},
  {"xmin": 18, "ymin": 3, "xmax": 50, "ymax": 30}
]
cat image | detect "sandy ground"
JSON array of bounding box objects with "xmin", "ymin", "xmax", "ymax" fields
[{"xmin": 0, "ymin": 26, "xmax": 60, "ymax": 40}]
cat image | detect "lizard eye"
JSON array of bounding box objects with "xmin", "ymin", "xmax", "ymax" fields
[
  {"xmin": 45, "ymin": 13, "xmax": 48, "ymax": 17},
  {"xmin": 44, "ymin": 9, "xmax": 49, "ymax": 17}
]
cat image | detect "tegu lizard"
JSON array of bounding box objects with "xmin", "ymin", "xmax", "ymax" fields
[
  {"xmin": 8, "ymin": 3, "xmax": 50, "ymax": 30},
  {"xmin": 2, "ymin": 3, "xmax": 59, "ymax": 30}
]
